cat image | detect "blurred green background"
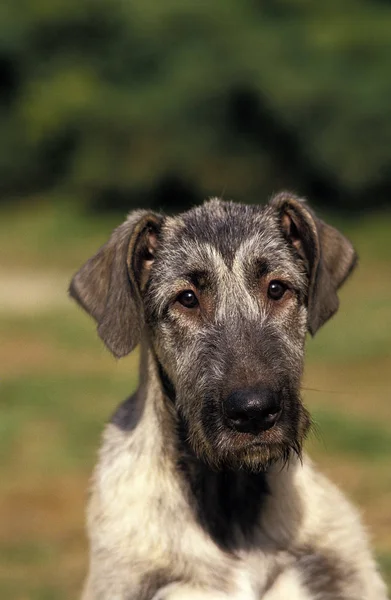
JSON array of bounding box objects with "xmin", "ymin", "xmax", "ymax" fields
[{"xmin": 0, "ymin": 1, "xmax": 391, "ymax": 598}]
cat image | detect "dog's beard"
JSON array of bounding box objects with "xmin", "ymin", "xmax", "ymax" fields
[
  {"xmin": 183, "ymin": 418, "xmax": 310, "ymax": 473},
  {"xmin": 175, "ymin": 392, "xmax": 311, "ymax": 472},
  {"xmin": 180, "ymin": 406, "xmax": 310, "ymax": 473},
  {"xmin": 192, "ymin": 436, "xmax": 304, "ymax": 473}
]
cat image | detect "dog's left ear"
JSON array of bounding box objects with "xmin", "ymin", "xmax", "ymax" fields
[
  {"xmin": 69, "ymin": 210, "xmax": 164, "ymax": 357},
  {"xmin": 270, "ymin": 192, "xmax": 357, "ymax": 335}
]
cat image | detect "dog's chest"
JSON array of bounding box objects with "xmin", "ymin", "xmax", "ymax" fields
[{"xmin": 90, "ymin": 428, "xmax": 282, "ymax": 597}]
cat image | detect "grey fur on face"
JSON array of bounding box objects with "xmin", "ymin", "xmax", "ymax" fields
[
  {"xmin": 115, "ymin": 195, "xmax": 352, "ymax": 470},
  {"xmin": 70, "ymin": 193, "xmax": 387, "ymax": 600}
]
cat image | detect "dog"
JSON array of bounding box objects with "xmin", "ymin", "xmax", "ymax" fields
[{"xmin": 70, "ymin": 193, "xmax": 388, "ymax": 599}]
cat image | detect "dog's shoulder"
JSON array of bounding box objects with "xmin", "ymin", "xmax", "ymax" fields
[{"xmin": 264, "ymin": 458, "xmax": 388, "ymax": 599}]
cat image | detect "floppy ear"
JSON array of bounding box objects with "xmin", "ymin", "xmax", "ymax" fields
[
  {"xmin": 270, "ymin": 192, "xmax": 357, "ymax": 335},
  {"xmin": 69, "ymin": 210, "xmax": 164, "ymax": 358}
]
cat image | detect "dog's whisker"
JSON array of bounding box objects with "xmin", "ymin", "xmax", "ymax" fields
[{"xmin": 301, "ymin": 386, "xmax": 354, "ymax": 396}]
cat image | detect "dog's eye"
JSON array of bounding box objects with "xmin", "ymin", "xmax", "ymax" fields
[
  {"xmin": 177, "ymin": 290, "xmax": 199, "ymax": 309},
  {"xmin": 268, "ymin": 280, "xmax": 287, "ymax": 301}
]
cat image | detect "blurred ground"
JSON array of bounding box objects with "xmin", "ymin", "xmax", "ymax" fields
[{"xmin": 1, "ymin": 200, "xmax": 390, "ymax": 599}]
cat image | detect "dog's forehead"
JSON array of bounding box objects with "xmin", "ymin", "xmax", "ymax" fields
[
  {"xmin": 179, "ymin": 199, "xmax": 275, "ymax": 245},
  {"xmin": 159, "ymin": 199, "xmax": 291, "ymax": 271},
  {"xmin": 163, "ymin": 199, "xmax": 275, "ymax": 249}
]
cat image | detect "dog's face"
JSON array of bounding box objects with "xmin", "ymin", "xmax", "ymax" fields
[
  {"xmin": 70, "ymin": 194, "xmax": 357, "ymax": 471},
  {"xmin": 145, "ymin": 200, "xmax": 311, "ymax": 470}
]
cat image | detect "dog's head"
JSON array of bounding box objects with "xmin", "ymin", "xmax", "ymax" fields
[{"xmin": 70, "ymin": 194, "xmax": 357, "ymax": 471}]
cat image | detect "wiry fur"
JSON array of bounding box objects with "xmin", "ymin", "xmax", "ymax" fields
[{"xmin": 70, "ymin": 194, "xmax": 388, "ymax": 599}]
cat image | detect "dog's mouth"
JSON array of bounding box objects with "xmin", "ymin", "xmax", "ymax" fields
[
  {"xmin": 215, "ymin": 421, "xmax": 305, "ymax": 471},
  {"xmin": 229, "ymin": 421, "xmax": 285, "ymax": 447},
  {"xmin": 176, "ymin": 387, "xmax": 310, "ymax": 471},
  {"xmin": 192, "ymin": 398, "xmax": 311, "ymax": 471},
  {"xmin": 223, "ymin": 412, "xmax": 292, "ymax": 448}
]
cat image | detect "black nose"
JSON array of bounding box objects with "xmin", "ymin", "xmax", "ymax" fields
[{"xmin": 224, "ymin": 388, "xmax": 282, "ymax": 434}]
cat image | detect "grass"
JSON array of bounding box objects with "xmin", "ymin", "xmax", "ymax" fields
[
  {"xmin": 309, "ymin": 409, "xmax": 391, "ymax": 461},
  {"xmin": 0, "ymin": 197, "xmax": 119, "ymax": 270},
  {"xmin": 1, "ymin": 198, "xmax": 391, "ymax": 597}
]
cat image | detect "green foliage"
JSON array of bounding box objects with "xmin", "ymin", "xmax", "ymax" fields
[{"xmin": 1, "ymin": 0, "xmax": 391, "ymax": 211}]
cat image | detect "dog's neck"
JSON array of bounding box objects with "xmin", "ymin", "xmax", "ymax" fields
[
  {"xmin": 175, "ymin": 415, "xmax": 270, "ymax": 550},
  {"xmin": 142, "ymin": 345, "xmax": 270, "ymax": 550}
]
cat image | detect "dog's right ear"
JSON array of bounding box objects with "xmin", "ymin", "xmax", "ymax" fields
[{"xmin": 69, "ymin": 210, "xmax": 164, "ymax": 358}]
